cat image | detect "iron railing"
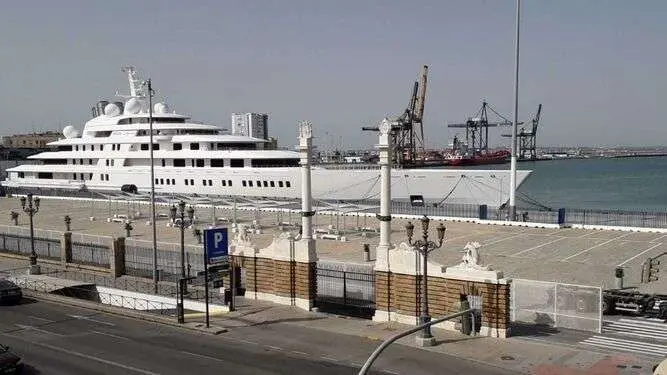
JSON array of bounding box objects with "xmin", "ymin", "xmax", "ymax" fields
[{"xmin": 316, "ymin": 262, "xmax": 375, "ymax": 318}]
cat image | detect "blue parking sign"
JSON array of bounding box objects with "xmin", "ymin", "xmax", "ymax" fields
[{"xmin": 204, "ymin": 227, "xmax": 228, "ymax": 265}]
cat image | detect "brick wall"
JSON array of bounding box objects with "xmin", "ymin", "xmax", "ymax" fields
[{"xmin": 234, "ymin": 255, "xmax": 316, "ymax": 301}]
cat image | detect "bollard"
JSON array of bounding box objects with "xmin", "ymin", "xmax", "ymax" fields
[
  {"xmin": 363, "ymin": 243, "xmax": 371, "ymax": 262},
  {"xmin": 460, "ymin": 298, "xmax": 472, "ymax": 335},
  {"xmin": 557, "ymin": 208, "xmax": 566, "ymax": 225},
  {"xmin": 615, "ymin": 267, "xmax": 624, "ymax": 289},
  {"xmin": 478, "ymin": 205, "xmax": 488, "ymax": 220}
]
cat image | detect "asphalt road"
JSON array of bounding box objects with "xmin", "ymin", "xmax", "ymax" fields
[{"xmin": 0, "ymin": 298, "xmax": 518, "ymax": 375}]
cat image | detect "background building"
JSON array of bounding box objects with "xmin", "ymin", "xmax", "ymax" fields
[
  {"xmin": 1, "ymin": 131, "xmax": 61, "ymax": 148},
  {"xmin": 231, "ymin": 113, "xmax": 269, "ymax": 139}
]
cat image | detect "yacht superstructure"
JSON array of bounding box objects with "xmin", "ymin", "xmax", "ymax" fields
[{"xmin": 2, "ymin": 67, "xmax": 531, "ymax": 207}]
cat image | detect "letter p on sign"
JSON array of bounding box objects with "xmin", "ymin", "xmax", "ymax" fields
[{"xmin": 214, "ymin": 232, "xmax": 224, "ymax": 248}]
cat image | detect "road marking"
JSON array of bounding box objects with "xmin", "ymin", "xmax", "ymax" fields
[
  {"xmin": 510, "ymin": 237, "xmax": 567, "ymax": 257},
  {"xmin": 483, "ymin": 231, "xmax": 528, "ymax": 246},
  {"xmin": 650, "ymin": 234, "xmax": 667, "ymax": 243},
  {"xmin": 68, "ymin": 314, "xmax": 115, "ymax": 326},
  {"xmin": 1, "ymin": 332, "xmax": 159, "ymax": 374},
  {"xmin": 617, "ymin": 243, "xmax": 663, "ymax": 267},
  {"xmin": 562, "ymin": 233, "xmax": 632, "ymax": 261},
  {"xmin": 577, "ymin": 231, "xmax": 597, "ymax": 238},
  {"xmin": 28, "ymin": 315, "xmax": 55, "ymax": 323},
  {"xmin": 266, "ymin": 345, "xmax": 283, "ymax": 351},
  {"xmin": 321, "ymin": 356, "xmax": 338, "ymax": 362},
  {"xmin": 179, "ymin": 350, "xmax": 225, "ymax": 363},
  {"xmin": 581, "ymin": 336, "xmax": 667, "ymax": 357},
  {"xmin": 91, "ymin": 330, "xmax": 130, "ymax": 341},
  {"xmin": 14, "ymin": 324, "xmax": 63, "ymax": 336},
  {"xmin": 384, "ymin": 370, "xmax": 400, "ymax": 375},
  {"xmin": 239, "ymin": 339, "xmax": 258, "ymax": 345},
  {"xmin": 291, "ymin": 351, "xmax": 309, "ymax": 356}
]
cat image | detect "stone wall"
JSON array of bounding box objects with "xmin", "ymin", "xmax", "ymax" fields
[{"xmin": 374, "ymin": 242, "xmax": 511, "ymax": 338}]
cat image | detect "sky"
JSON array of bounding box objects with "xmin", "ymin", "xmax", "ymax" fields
[{"xmin": 0, "ymin": 0, "xmax": 665, "ymax": 150}]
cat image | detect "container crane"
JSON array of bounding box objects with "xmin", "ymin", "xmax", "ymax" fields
[
  {"xmin": 362, "ymin": 65, "xmax": 428, "ymax": 167},
  {"xmin": 447, "ymin": 101, "xmax": 516, "ymax": 155},
  {"xmin": 502, "ymin": 104, "xmax": 542, "ymax": 160}
]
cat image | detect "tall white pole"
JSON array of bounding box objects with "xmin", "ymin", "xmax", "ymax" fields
[
  {"xmin": 298, "ymin": 121, "xmax": 313, "ymax": 240},
  {"xmin": 509, "ymin": 0, "xmax": 521, "ymax": 221},
  {"xmin": 377, "ymin": 119, "xmax": 392, "ymax": 249},
  {"xmin": 146, "ymin": 79, "xmax": 159, "ymax": 293}
]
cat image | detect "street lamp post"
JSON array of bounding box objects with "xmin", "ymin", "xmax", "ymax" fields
[
  {"xmin": 20, "ymin": 193, "xmax": 41, "ymax": 274},
  {"xmin": 169, "ymin": 201, "xmax": 194, "ymax": 292},
  {"xmin": 405, "ymin": 215, "xmax": 446, "ymax": 347}
]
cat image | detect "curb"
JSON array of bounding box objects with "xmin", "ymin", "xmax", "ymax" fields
[{"xmin": 22, "ymin": 289, "xmax": 228, "ymax": 335}]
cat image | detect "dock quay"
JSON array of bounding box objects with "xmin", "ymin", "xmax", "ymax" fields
[{"xmin": 0, "ymin": 195, "xmax": 665, "ymax": 294}]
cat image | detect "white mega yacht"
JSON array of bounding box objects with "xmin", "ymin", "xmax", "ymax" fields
[{"xmin": 2, "ymin": 67, "xmax": 531, "ymax": 207}]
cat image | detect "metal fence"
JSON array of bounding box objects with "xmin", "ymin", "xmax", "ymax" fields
[
  {"xmin": 124, "ymin": 239, "xmax": 204, "ymax": 282},
  {"xmin": 71, "ymin": 241, "xmax": 111, "ymax": 267},
  {"xmin": 511, "ymin": 278, "xmax": 602, "ymax": 333},
  {"xmin": 315, "ymin": 261, "xmax": 376, "ymax": 318},
  {"xmin": 0, "ymin": 232, "xmax": 61, "ymax": 261}
]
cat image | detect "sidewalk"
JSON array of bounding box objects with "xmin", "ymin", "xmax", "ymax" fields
[{"xmin": 210, "ymin": 297, "xmax": 658, "ymax": 375}]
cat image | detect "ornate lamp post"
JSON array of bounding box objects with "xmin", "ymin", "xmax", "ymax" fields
[
  {"xmin": 64, "ymin": 215, "xmax": 72, "ymax": 232},
  {"xmin": 405, "ymin": 215, "xmax": 446, "ymax": 346},
  {"xmin": 169, "ymin": 201, "xmax": 195, "ymax": 284},
  {"xmin": 20, "ymin": 194, "xmax": 41, "ymax": 274}
]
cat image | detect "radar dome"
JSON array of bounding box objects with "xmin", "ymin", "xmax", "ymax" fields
[
  {"xmin": 104, "ymin": 103, "xmax": 121, "ymax": 116},
  {"xmin": 63, "ymin": 125, "xmax": 80, "ymax": 139},
  {"xmin": 154, "ymin": 102, "xmax": 169, "ymax": 114},
  {"xmin": 125, "ymin": 98, "xmax": 142, "ymax": 115}
]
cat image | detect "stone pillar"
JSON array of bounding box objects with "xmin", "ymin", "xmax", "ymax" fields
[
  {"xmin": 60, "ymin": 231, "xmax": 72, "ymax": 265},
  {"xmin": 230, "ymin": 232, "xmax": 316, "ymax": 311},
  {"xmin": 110, "ymin": 237, "xmax": 126, "ymax": 277},
  {"xmin": 374, "ymin": 243, "xmax": 420, "ymax": 324},
  {"xmin": 298, "ymin": 121, "xmax": 314, "ymax": 240},
  {"xmin": 376, "ymin": 118, "xmax": 393, "ymax": 252}
]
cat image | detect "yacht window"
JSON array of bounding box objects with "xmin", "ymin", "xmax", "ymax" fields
[
  {"xmin": 196, "ymin": 159, "xmax": 205, "ymax": 167},
  {"xmin": 270, "ymin": 181, "xmax": 275, "ymax": 187},
  {"xmin": 57, "ymin": 145, "xmax": 73, "ymax": 151},
  {"xmin": 190, "ymin": 143, "xmax": 199, "ymax": 150},
  {"xmin": 105, "ymin": 160, "xmax": 109, "ymax": 166},
  {"xmin": 91, "ymin": 145, "xmax": 95, "ymax": 151},
  {"xmin": 221, "ymin": 180, "xmax": 226, "ymax": 187},
  {"xmin": 73, "ymin": 173, "xmax": 77, "ymax": 180},
  {"xmin": 286, "ymin": 181, "xmax": 291, "ymax": 188},
  {"xmin": 37, "ymin": 172, "xmax": 53, "ymax": 179},
  {"xmin": 242, "ymin": 181, "xmax": 247, "ymax": 187},
  {"xmin": 43, "ymin": 159, "xmax": 67, "ymax": 165},
  {"xmin": 185, "ymin": 179, "xmax": 189, "ymax": 186},
  {"xmin": 82, "ymin": 145, "xmax": 86, "ymax": 151},
  {"xmin": 211, "ymin": 159, "xmax": 224, "ymax": 168},
  {"xmin": 248, "ymin": 181, "xmax": 253, "ymax": 187},
  {"xmin": 112, "ymin": 144, "xmax": 115, "ymax": 151},
  {"xmin": 173, "ymin": 143, "xmax": 182, "ymax": 150},
  {"xmin": 89, "ymin": 173, "xmax": 93, "ymax": 179},
  {"xmin": 230, "ymin": 159, "xmax": 244, "ymax": 168},
  {"xmin": 190, "ymin": 179, "xmax": 194, "ymax": 185},
  {"xmin": 75, "ymin": 145, "xmax": 79, "ymax": 151},
  {"xmin": 210, "ymin": 142, "xmax": 215, "ymax": 149},
  {"xmin": 174, "ymin": 159, "xmax": 185, "ymax": 167},
  {"xmin": 251, "ymin": 158, "xmax": 300, "ymax": 168},
  {"xmin": 116, "ymin": 144, "xmax": 121, "ymax": 149},
  {"xmin": 141, "ymin": 144, "xmax": 149, "ymax": 151},
  {"xmin": 166, "ymin": 179, "xmax": 170, "ymax": 185},
  {"xmin": 257, "ymin": 180, "xmax": 261, "ymax": 187},
  {"xmin": 171, "ymin": 179, "xmax": 175, "ymax": 185},
  {"xmin": 110, "ymin": 160, "xmax": 114, "ymax": 166},
  {"xmin": 100, "ymin": 145, "xmax": 104, "ymax": 151},
  {"xmin": 208, "ymin": 179, "xmax": 212, "ymax": 186},
  {"xmin": 263, "ymin": 181, "xmax": 268, "ymax": 187},
  {"xmin": 89, "ymin": 159, "xmax": 92, "ymax": 165},
  {"xmin": 18, "ymin": 172, "xmax": 24, "ymax": 178},
  {"xmin": 79, "ymin": 158, "xmax": 83, "ymax": 164},
  {"xmin": 80, "ymin": 173, "xmax": 84, "ymax": 180},
  {"xmin": 228, "ymin": 180, "xmax": 232, "ymax": 186},
  {"xmin": 278, "ymin": 181, "xmax": 283, "ymax": 187},
  {"xmin": 161, "ymin": 159, "xmax": 166, "ymax": 167},
  {"xmin": 202, "ymin": 180, "xmax": 207, "ymax": 186},
  {"xmin": 153, "ymin": 143, "xmax": 159, "ymax": 150},
  {"xmin": 191, "ymin": 160, "xmax": 195, "ymax": 167},
  {"xmin": 160, "ymin": 178, "xmax": 164, "ymax": 185},
  {"xmin": 155, "ymin": 178, "xmax": 159, "ymax": 184}
]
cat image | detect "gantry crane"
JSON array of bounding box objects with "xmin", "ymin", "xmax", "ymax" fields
[
  {"xmin": 447, "ymin": 101, "xmax": 516, "ymax": 155},
  {"xmin": 363, "ymin": 65, "xmax": 428, "ymax": 167},
  {"xmin": 502, "ymin": 104, "xmax": 542, "ymax": 160}
]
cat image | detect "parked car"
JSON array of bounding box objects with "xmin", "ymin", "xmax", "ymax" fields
[
  {"xmin": 0, "ymin": 344, "xmax": 22, "ymax": 373},
  {"xmin": 0, "ymin": 280, "xmax": 22, "ymax": 305}
]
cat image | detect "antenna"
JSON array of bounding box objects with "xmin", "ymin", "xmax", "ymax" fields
[{"xmin": 117, "ymin": 66, "xmax": 146, "ymax": 98}]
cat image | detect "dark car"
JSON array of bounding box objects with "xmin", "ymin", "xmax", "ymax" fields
[
  {"xmin": 0, "ymin": 344, "xmax": 22, "ymax": 373},
  {"xmin": 0, "ymin": 280, "xmax": 22, "ymax": 305}
]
